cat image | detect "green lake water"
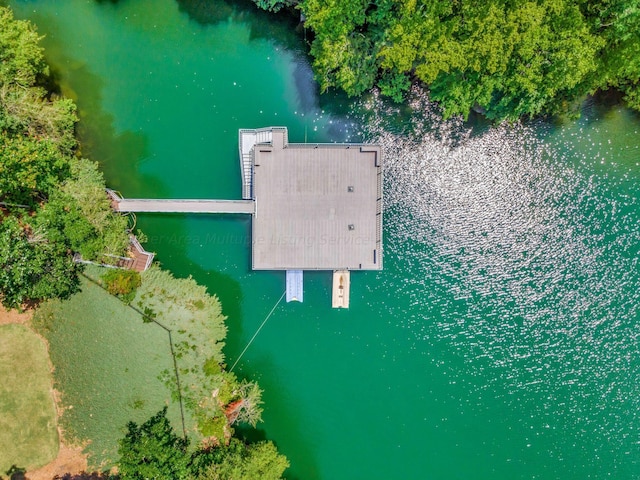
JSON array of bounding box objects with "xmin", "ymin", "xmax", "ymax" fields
[{"xmin": 10, "ymin": 1, "xmax": 640, "ymax": 478}]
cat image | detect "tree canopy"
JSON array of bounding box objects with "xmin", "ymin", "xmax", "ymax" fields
[
  {"xmin": 0, "ymin": 6, "xmax": 129, "ymax": 308},
  {"xmin": 117, "ymin": 407, "xmax": 192, "ymax": 480},
  {"xmin": 198, "ymin": 438, "xmax": 290, "ymax": 480},
  {"xmin": 256, "ymin": 0, "xmax": 640, "ymax": 119},
  {"xmin": 117, "ymin": 409, "xmax": 289, "ymax": 480},
  {"xmin": 0, "ymin": 216, "xmax": 81, "ymax": 309}
]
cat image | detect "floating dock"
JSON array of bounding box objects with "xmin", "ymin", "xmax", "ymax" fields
[
  {"xmin": 286, "ymin": 270, "xmax": 304, "ymax": 302},
  {"xmin": 332, "ymin": 270, "xmax": 350, "ymax": 308}
]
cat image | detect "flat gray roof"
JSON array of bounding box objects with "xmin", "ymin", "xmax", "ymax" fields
[{"xmin": 251, "ymin": 129, "xmax": 382, "ymax": 270}]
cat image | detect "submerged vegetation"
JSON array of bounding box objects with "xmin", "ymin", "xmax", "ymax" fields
[
  {"xmin": 133, "ymin": 266, "xmax": 264, "ymax": 438},
  {"xmin": 254, "ymin": 0, "xmax": 640, "ymax": 120}
]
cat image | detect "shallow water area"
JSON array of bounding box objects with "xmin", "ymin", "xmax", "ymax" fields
[{"xmin": 10, "ymin": 1, "xmax": 640, "ymax": 478}]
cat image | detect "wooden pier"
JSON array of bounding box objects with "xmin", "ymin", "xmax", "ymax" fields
[{"xmin": 107, "ymin": 190, "xmax": 254, "ymax": 214}]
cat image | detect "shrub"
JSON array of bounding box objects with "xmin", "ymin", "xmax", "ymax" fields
[{"xmin": 101, "ymin": 269, "xmax": 141, "ymax": 304}]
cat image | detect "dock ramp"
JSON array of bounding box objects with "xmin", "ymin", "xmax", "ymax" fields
[{"xmin": 286, "ymin": 270, "xmax": 303, "ymax": 302}]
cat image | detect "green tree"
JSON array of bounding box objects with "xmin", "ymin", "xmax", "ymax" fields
[
  {"xmin": 62, "ymin": 159, "xmax": 127, "ymax": 237},
  {"xmin": 378, "ymin": 0, "xmax": 603, "ymax": 119},
  {"xmin": 62, "ymin": 159, "xmax": 130, "ymax": 258},
  {"xmin": 116, "ymin": 410, "xmax": 289, "ymax": 480},
  {"xmin": 0, "ymin": 7, "xmax": 77, "ymax": 206},
  {"xmin": 32, "ymin": 158, "xmax": 131, "ymax": 261},
  {"xmin": 198, "ymin": 439, "xmax": 289, "ymax": 480},
  {"xmin": 0, "ymin": 216, "xmax": 81, "ymax": 309},
  {"xmin": 303, "ymin": 0, "xmax": 380, "ymax": 96},
  {"xmin": 117, "ymin": 407, "xmax": 191, "ymax": 480},
  {"xmin": 0, "ymin": 6, "xmax": 46, "ymax": 88},
  {"xmin": 581, "ymin": 0, "xmax": 640, "ymax": 108},
  {"xmin": 0, "ymin": 6, "xmax": 77, "ymax": 149},
  {"xmin": 0, "ymin": 135, "xmax": 70, "ymax": 206},
  {"xmin": 252, "ymin": 0, "xmax": 297, "ymax": 13},
  {"xmin": 0, "ymin": 6, "xmax": 120, "ymax": 310},
  {"xmin": 275, "ymin": 0, "xmax": 640, "ymax": 119},
  {"xmin": 101, "ymin": 269, "xmax": 141, "ymax": 304}
]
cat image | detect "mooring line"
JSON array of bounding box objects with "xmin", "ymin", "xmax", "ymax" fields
[{"xmin": 230, "ymin": 290, "xmax": 286, "ymax": 373}]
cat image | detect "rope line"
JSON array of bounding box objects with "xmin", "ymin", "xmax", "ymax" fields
[{"xmin": 230, "ymin": 291, "xmax": 286, "ymax": 372}]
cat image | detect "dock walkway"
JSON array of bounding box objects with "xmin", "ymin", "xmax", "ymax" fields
[{"xmin": 107, "ymin": 190, "xmax": 254, "ymax": 214}]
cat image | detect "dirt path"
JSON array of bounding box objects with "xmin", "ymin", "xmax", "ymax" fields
[
  {"xmin": 25, "ymin": 444, "xmax": 87, "ymax": 480},
  {"xmin": 0, "ymin": 306, "xmax": 88, "ymax": 479},
  {"xmin": 0, "ymin": 305, "xmax": 31, "ymax": 326}
]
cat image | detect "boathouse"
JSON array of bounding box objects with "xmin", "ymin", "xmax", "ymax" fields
[
  {"xmin": 240, "ymin": 127, "xmax": 382, "ymax": 271},
  {"xmin": 112, "ymin": 127, "xmax": 383, "ymax": 307},
  {"xmin": 240, "ymin": 127, "xmax": 382, "ymax": 307}
]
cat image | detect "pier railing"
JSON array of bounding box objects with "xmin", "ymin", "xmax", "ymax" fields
[
  {"xmin": 376, "ymin": 156, "xmax": 383, "ymax": 267},
  {"xmin": 129, "ymin": 234, "xmax": 155, "ymax": 271}
]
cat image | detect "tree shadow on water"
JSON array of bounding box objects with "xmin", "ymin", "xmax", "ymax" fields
[
  {"xmin": 10, "ymin": 14, "xmax": 163, "ymax": 195},
  {"xmin": 68, "ymin": 68, "xmax": 154, "ymax": 195},
  {"xmin": 175, "ymin": 0, "xmax": 302, "ymax": 47},
  {"xmin": 47, "ymin": 57, "xmax": 169, "ymax": 198}
]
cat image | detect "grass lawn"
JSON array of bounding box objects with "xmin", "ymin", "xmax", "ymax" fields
[
  {"xmin": 0, "ymin": 324, "xmax": 59, "ymax": 472},
  {"xmin": 33, "ymin": 267, "xmax": 195, "ymax": 469}
]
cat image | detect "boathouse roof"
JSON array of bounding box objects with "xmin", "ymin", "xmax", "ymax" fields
[{"xmin": 244, "ymin": 127, "xmax": 382, "ymax": 271}]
